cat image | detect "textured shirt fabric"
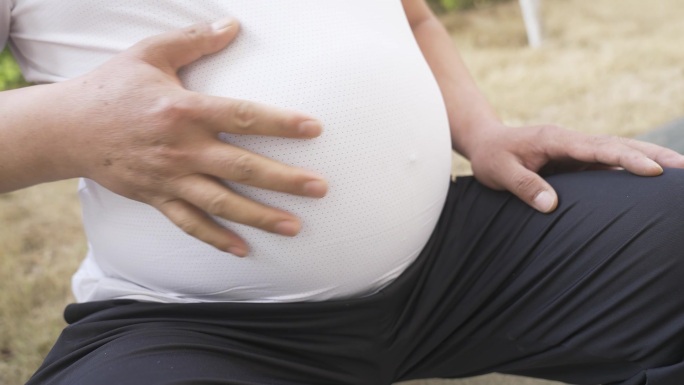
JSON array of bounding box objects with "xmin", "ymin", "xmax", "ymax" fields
[{"xmin": 5, "ymin": 0, "xmax": 453, "ymax": 303}]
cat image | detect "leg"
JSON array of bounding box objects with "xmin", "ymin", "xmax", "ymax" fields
[
  {"xmin": 389, "ymin": 170, "xmax": 684, "ymax": 385},
  {"xmin": 27, "ymin": 299, "xmax": 387, "ymax": 385}
]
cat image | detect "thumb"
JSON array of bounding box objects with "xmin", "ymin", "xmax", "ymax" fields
[
  {"xmin": 128, "ymin": 17, "xmax": 240, "ymax": 75},
  {"xmin": 502, "ymin": 164, "xmax": 559, "ymax": 213}
]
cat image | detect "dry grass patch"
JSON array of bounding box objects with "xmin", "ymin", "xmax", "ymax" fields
[
  {"xmin": 0, "ymin": 180, "xmax": 84, "ymax": 384},
  {"xmin": 445, "ymin": 0, "xmax": 683, "ymax": 134}
]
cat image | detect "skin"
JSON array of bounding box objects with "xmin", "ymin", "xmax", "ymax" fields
[
  {"xmin": 0, "ymin": 19, "xmax": 326, "ymax": 256},
  {"xmin": 1, "ymin": 2, "xmax": 683, "ymax": 255},
  {"xmin": 402, "ymin": 0, "xmax": 684, "ymax": 212}
]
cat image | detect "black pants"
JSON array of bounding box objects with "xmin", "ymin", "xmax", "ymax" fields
[{"xmin": 28, "ymin": 170, "xmax": 684, "ymax": 385}]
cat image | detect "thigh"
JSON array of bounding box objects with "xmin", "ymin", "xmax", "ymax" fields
[
  {"xmin": 27, "ymin": 300, "xmax": 386, "ymax": 385},
  {"xmin": 390, "ymin": 170, "xmax": 684, "ymax": 385}
]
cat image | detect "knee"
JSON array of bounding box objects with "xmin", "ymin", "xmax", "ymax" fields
[{"xmin": 630, "ymin": 168, "xmax": 684, "ymax": 226}]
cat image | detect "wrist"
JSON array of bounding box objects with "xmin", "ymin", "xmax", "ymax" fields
[
  {"xmin": 25, "ymin": 81, "xmax": 88, "ymax": 182},
  {"xmin": 450, "ymin": 117, "xmax": 506, "ymax": 160},
  {"xmin": 43, "ymin": 81, "xmax": 91, "ymax": 180}
]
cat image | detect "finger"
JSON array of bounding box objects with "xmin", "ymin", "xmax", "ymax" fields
[
  {"xmin": 156, "ymin": 198, "xmax": 249, "ymax": 257},
  {"xmin": 175, "ymin": 175, "xmax": 302, "ymax": 237},
  {"xmin": 498, "ymin": 161, "xmax": 559, "ymax": 213},
  {"xmin": 195, "ymin": 142, "xmax": 328, "ymax": 198},
  {"xmin": 196, "ymin": 95, "xmax": 323, "ymax": 138},
  {"xmin": 128, "ymin": 17, "xmax": 240, "ymax": 74},
  {"xmin": 619, "ymin": 138, "xmax": 684, "ymax": 169},
  {"xmin": 586, "ymin": 138, "xmax": 663, "ymax": 176},
  {"xmin": 547, "ymin": 131, "xmax": 663, "ymax": 176}
]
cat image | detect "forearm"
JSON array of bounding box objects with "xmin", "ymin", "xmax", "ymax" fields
[
  {"xmin": 407, "ymin": 7, "xmax": 502, "ymax": 158},
  {"xmin": 0, "ymin": 83, "xmax": 80, "ymax": 193}
]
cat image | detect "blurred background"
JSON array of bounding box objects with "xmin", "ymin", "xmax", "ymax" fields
[{"xmin": 1, "ymin": 0, "xmax": 682, "ymax": 384}]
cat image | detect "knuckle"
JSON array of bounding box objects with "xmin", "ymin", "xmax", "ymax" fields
[
  {"xmin": 141, "ymin": 133, "xmax": 188, "ymax": 167},
  {"xmin": 623, "ymin": 151, "xmax": 644, "ymax": 164},
  {"xmin": 182, "ymin": 27, "xmax": 201, "ymax": 41},
  {"xmin": 214, "ymin": 240, "xmax": 235, "ymax": 252},
  {"xmin": 592, "ymin": 134, "xmax": 613, "ymax": 146},
  {"xmin": 206, "ymin": 193, "xmax": 233, "ymax": 216},
  {"xmin": 128, "ymin": 37, "xmax": 157, "ymax": 59},
  {"xmin": 253, "ymin": 211, "xmax": 278, "ymax": 230},
  {"xmin": 285, "ymin": 115, "xmax": 304, "ymax": 132},
  {"xmin": 530, "ymin": 125, "xmax": 554, "ymax": 149},
  {"xmin": 585, "ymin": 135, "xmax": 611, "ymax": 157},
  {"xmin": 537, "ymin": 124, "xmax": 559, "ymax": 135},
  {"xmin": 232, "ymin": 101, "xmax": 257, "ymax": 131},
  {"xmin": 534, "ymin": 124, "xmax": 559, "ymax": 140},
  {"xmin": 228, "ymin": 154, "xmax": 255, "ymax": 182},
  {"xmin": 151, "ymin": 96, "xmax": 184, "ymax": 122},
  {"xmin": 514, "ymin": 173, "xmax": 539, "ymax": 199},
  {"xmin": 154, "ymin": 146, "xmax": 188, "ymax": 172},
  {"xmin": 153, "ymin": 95, "xmax": 199, "ymax": 123},
  {"xmin": 176, "ymin": 217, "xmax": 200, "ymax": 237},
  {"xmin": 181, "ymin": 24, "xmax": 212, "ymax": 44},
  {"xmin": 616, "ymin": 136, "xmax": 636, "ymax": 147}
]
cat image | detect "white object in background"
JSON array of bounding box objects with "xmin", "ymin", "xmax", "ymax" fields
[{"xmin": 519, "ymin": 0, "xmax": 543, "ymax": 47}]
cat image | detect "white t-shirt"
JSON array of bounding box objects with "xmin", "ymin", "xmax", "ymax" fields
[{"xmin": 2, "ymin": 0, "xmax": 453, "ymax": 303}]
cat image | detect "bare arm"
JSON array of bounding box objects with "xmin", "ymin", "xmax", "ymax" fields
[
  {"xmin": 402, "ymin": 0, "xmax": 684, "ymax": 211},
  {"xmin": 0, "ymin": 18, "xmax": 328, "ymax": 255},
  {"xmin": 401, "ymin": 0, "xmax": 500, "ymax": 156},
  {"xmin": 0, "ymin": 83, "xmax": 80, "ymax": 191}
]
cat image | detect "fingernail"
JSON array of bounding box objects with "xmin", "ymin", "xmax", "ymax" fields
[
  {"xmin": 303, "ymin": 180, "xmax": 328, "ymax": 198},
  {"xmin": 648, "ymin": 159, "xmax": 664, "ymax": 174},
  {"xmin": 298, "ymin": 120, "xmax": 323, "ymax": 137},
  {"xmin": 211, "ymin": 17, "xmax": 235, "ymax": 31},
  {"xmin": 228, "ymin": 246, "xmax": 247, "ymax": 257},
  {"xmin": 274, "ymin": 220, "xmax": 301, "ymax": 237},
  {"xmin": 533, "ymin": 190, "xmax": 556, "ymax": 213}
]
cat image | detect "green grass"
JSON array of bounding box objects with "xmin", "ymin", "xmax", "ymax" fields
[{"xmin": 0, "ymin": 48, "xmax": 28, "ymax": 91}]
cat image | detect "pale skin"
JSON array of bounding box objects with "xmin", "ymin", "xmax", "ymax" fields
[{"xmin": 1, "ymin": 0, "xmax": 683, "ymax": 256}]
